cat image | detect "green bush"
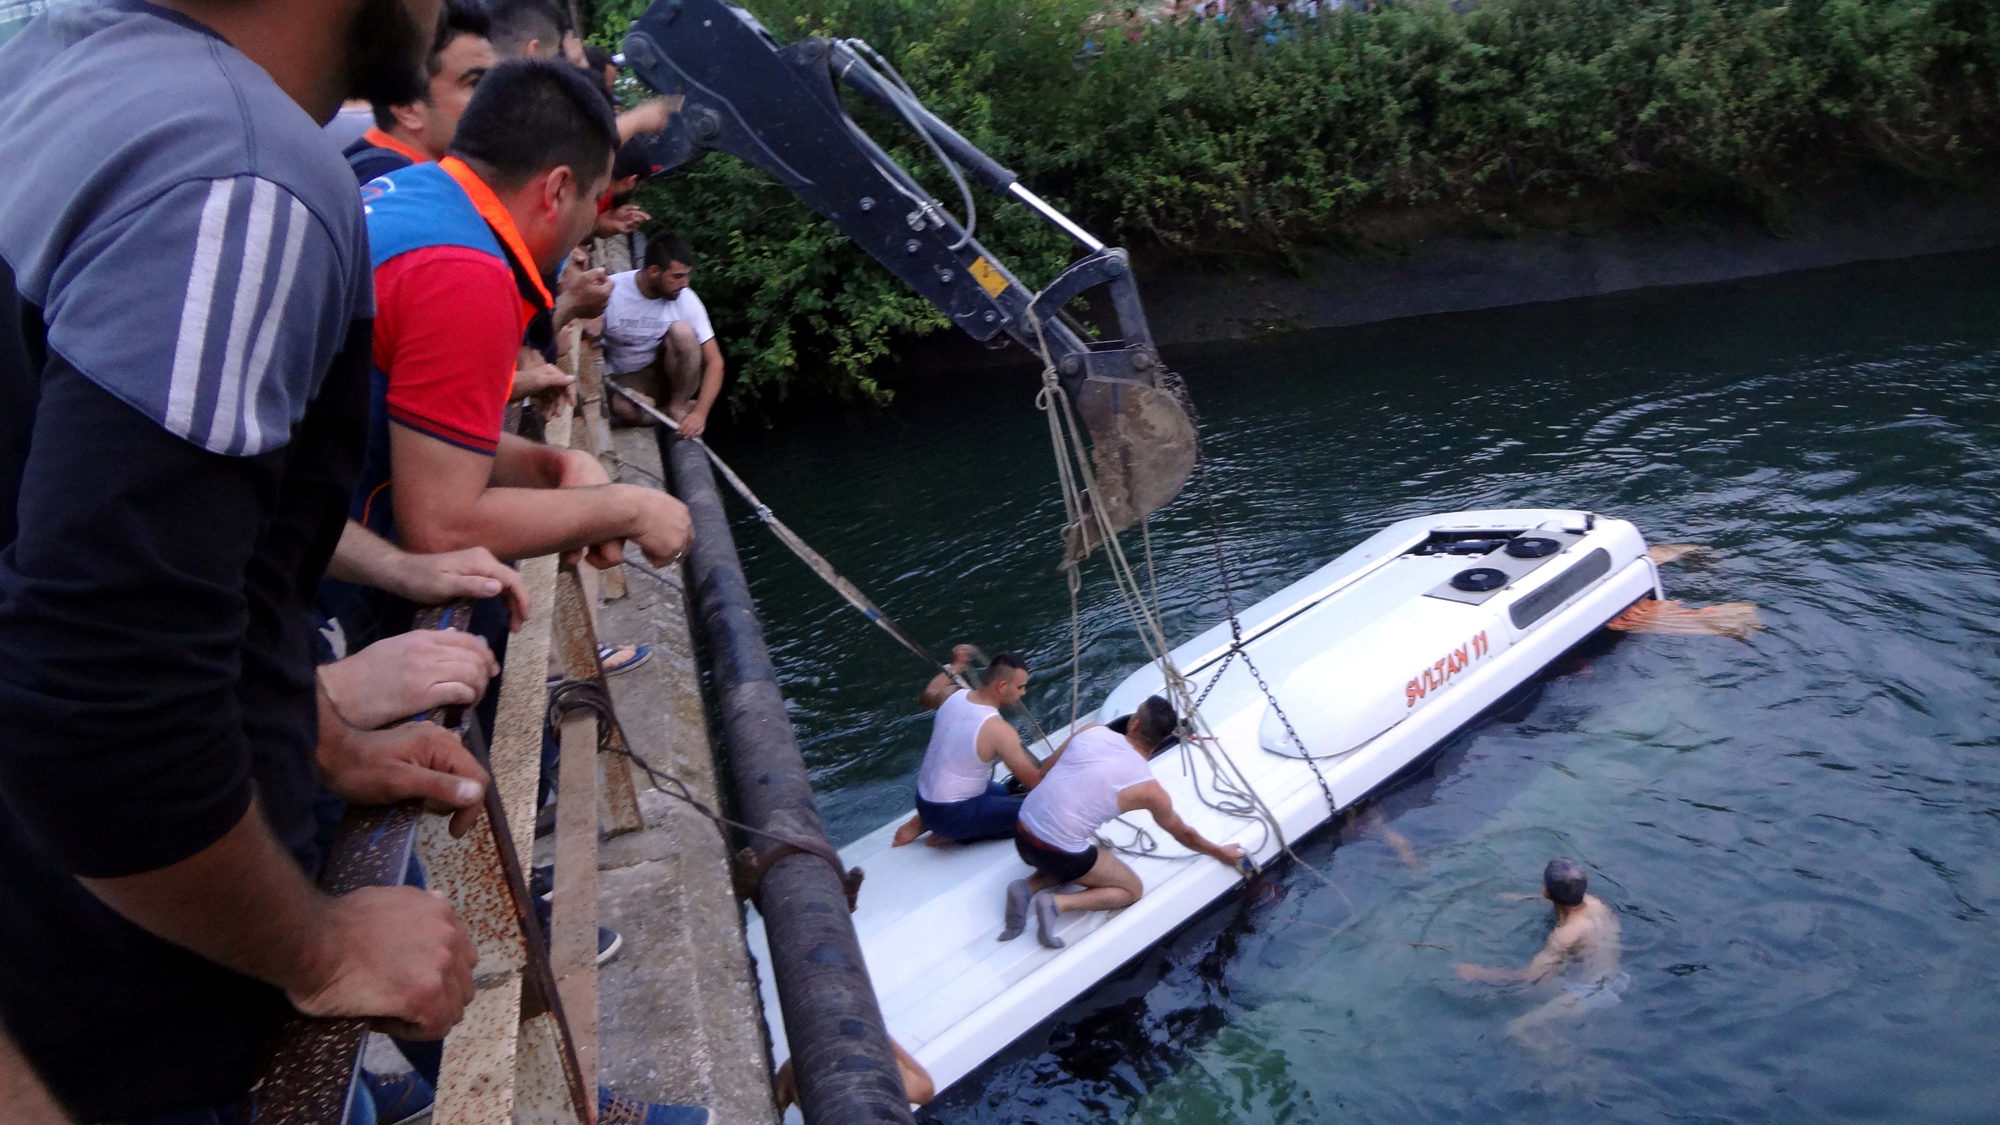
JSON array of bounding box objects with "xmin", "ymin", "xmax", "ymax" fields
[{"xmin": 593, "ymin": 0, "xmax": 2000, "ymax": 410}]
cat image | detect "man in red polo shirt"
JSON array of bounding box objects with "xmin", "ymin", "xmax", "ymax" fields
[{"xmin": 359, "ymin": 57, "xmax": 690, "ymax": 582}]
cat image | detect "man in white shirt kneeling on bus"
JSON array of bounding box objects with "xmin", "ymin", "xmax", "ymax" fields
[
  {"xmin": 1003, "ymin": 696, "xmax": 1245, "ymax": 949},
  {"xmin": 892, "ymin": 647, "xmax": 1047, "ymax": 848}
]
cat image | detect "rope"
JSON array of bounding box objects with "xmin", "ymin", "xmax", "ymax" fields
[
  {"xmin": 616, "ymin": 335, "xmax": 1327, "ymax": 880},
  {"xmin": 1021, "ymin": 310, "xmax": 1314, "ymax": 873},
  {"xmin": 606, "ymin": 380, "xmax": 1063, "ymax": 756},
  {"xmin": 607, "ymin": 380, "xmax": 950, "ymax": 672},
  {"xmin": 545, "ymin": 679, "xmax": 854, "ymax": 888}
]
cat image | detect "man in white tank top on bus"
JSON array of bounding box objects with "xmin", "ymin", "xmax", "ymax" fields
[
  {"xmin": 891, "ymin": 647, "xmax": 1047, "ymax": 847},
  {"xmin": 1002, "ymin": 696, "xmax": 1245, "ymax": 948}
]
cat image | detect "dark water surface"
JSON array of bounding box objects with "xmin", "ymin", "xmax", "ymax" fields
[{"xmin": 705, "ymin": 250, "xmax": 2000, "ymax": 1123}]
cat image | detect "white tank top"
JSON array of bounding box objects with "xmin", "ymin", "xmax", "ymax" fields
[
  {"xmin": 1017, "ymin": 726, "xmax": 1157, "ymax": 853},
  {"xmin": 916, "ymin": 689, "xmax": 1000, "ymax": 803}
]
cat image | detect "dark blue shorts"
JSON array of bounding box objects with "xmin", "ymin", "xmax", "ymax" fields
[{"xmin": 916, "ymin": 780, "xmax": 1023, "ymax": 843}]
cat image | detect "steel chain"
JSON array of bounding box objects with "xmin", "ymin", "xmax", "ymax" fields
[{"xmin": 1195, "ymin": 464, "xmax": 1342, "ymax": 820}]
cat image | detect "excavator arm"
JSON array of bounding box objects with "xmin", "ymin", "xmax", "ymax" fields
[{"xmin": 620, "ymin": 0, "xmax": 1197, "ymax": 553}]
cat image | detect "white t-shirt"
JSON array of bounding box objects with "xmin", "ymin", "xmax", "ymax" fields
[
  {"xmin": 600, "ymin": 269, "xmax": 715, "ymax": 375},
  {"xmin": 1017, "ymin": 726, "xmax": 1156, "ymax": 853},
  {"xmin": 321, "ymin": 104, "xmax": 374, "ymax": 151},
  {"xmin": 916, "ymin": 689, "xmax": 1000, "ymax": 803}
]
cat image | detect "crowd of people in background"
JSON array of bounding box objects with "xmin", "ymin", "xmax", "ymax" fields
[
  {"xmin": 0, "ymin": 0, "xmax": 716, "ymax": 1121},
  {"xmin": 1085, "ymin": 0, "xmax": 1369, "ymax": 50}
]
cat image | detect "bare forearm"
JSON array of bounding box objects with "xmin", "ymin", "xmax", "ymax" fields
[
  {"xmin": 491, "ymin": 432, "xmax": 570, "ymax": 489},
  {"xmin": 1467, "ymin": 961, "xmax": 1539, "ymax": 983},
  {"xmin": 0, "ymin": 1026, "xmax": 71, "ymax": 1125},
  {"xmin": 324, "ymin": 520, "xmax": 402, "ymax": 586},
  {"xmin": 919, "ymin": 671, "xmax": 956, "ymax": 708},
  {"xmin": 79, "ymin": 801, "xmax": 332, "ymax": 998},
  {"xmin": 1150, "ymin": 804, "xmax": 1224, "ymax": 858},
  {"xmin": 1168, "ymin": 821, "xmax": 1228, "ymax": 859},
  {"xmin": 402, "ymin": 483, "xmax": 641, "ymax": 562},
  {"xmin": 996, "ymin": 741, "xmax": 1044, "ymax": 788}
]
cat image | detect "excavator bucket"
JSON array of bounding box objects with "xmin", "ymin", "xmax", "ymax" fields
[
  {"xmin": 1029, "ymin": 253, "xmax": 1199, "ymax": 567},
  {"xmin": 1063, "ymin": 369, "xmax": 1199, "ymax": 567}
]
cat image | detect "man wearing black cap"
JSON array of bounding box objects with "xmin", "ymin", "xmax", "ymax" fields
[{"xmin": 1000, "ymin": 695, "xmax": 1245, "ymax": 950}]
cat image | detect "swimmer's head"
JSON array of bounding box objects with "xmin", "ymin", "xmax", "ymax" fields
[{"xmin": 1544, "ymin": 858, "xmax": 1588, "ymax": 907}]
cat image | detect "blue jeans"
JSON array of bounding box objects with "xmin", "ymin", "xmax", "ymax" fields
[{"xmin": 916, "ymin": 781, "xmax": 1024, "ymax": 843}]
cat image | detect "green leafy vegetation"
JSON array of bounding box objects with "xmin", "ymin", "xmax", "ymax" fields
[{"xmin": 592, "ymin": 0, "xmax": 2000, "ymax": 410}]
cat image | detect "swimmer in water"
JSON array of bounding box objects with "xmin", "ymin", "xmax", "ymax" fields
[{"xmin": 1455, "ymin": 858, "xmax": 1627, "ymax": 1036}]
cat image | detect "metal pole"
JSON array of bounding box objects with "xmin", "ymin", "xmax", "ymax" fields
[
  {"xmin": 1007, "ymin": 183, "xmax": 1104, "ymax": 252},
  {"xmin": 662, "ymin": 430, "xmax": 915, "ymax": 1125}
]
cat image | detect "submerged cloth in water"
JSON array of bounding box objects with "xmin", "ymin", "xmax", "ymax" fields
[
  {"xmin": 917, "ymin": 688, "xmax": 1001, "ymax": 803},
  {"xmin": 1609, "ymin": 598, "xmax": 1762, "ymax": 639},
  {"xmin": 1017, "ymin": 726, "xmax": 1154, "ymax": 853}
]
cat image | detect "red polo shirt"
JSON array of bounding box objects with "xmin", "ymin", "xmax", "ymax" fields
[{"xmin": 370, "ymin": 157, "xmax": 553, "ymax": 456}]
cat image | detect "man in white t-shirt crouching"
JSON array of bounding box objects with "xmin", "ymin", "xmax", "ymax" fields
[
  {"xmin": 601, "ymin": 231, "xmax": 724, "ymax": 436},
  {"xmin": 1003, "ymin": 696, "xmax": 1245, "ymax": 949}
]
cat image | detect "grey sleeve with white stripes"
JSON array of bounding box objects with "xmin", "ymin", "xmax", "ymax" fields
[{"xmin": 41, "ymin": 174, "xmax": 354, "ymax": 458}]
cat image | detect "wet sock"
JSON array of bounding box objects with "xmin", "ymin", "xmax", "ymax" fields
[
  {"xmin": 999, "ymin": 879, "xmax": 1032, "ymax": 941},
  {"xmin": 1032, "ymin": 889, "xmax": 1065, "ymax": 949}
]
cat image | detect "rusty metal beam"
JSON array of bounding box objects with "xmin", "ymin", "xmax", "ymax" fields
[
  {"xmin": 433, "ymin": 395, "xmax": 570, "ymax": 1123},
  {"xmin": 550, "ymin": 711, "xmax": 602, "ymax": 1080},
  {"xmin": 434, "ymin": 721, "xmax": 595, "ymax": 1125}
]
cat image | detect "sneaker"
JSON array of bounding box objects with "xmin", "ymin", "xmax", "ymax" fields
[
  {"xmin": 546, "ymin": 643, "xmax": 651, "ymax": 683},
  {"xmin": 598, "ymin": 1088, "xmax": 706, "ymax": 1125},
  {"xmin": 595, "ymin": 926, "xmax": 624, "ymax": 967},
  {"xmin": 532, "ymin": 895, "xmax": 624, "ymax": 967}
]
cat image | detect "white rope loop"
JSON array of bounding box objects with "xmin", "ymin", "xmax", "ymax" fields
[{"xmin": 1020, "ymin": 306, "xmax": 1321, "ymax": 876}]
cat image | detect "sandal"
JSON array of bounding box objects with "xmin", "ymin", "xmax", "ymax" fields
[{"xmin": 598, "ymin": 642, "xmax": 651, "ymax": 676}]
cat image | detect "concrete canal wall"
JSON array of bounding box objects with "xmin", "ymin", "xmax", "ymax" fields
[
  {"xmin": 889, "ymin": 186, "xmax": 2000, "ymax": 381},
  {"xmin": 1139, "ymin": 186, "xmax": 2000, "ymax": 347}
]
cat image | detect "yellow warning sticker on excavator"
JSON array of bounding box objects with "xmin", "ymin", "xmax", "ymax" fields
[{"xmin": 969, "ymin": 257, "xmax": 1009, "ymax": 298}]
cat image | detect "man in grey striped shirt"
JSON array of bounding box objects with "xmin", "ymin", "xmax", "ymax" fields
[{"xmin": 0, "ymin": 0, "xmax": 498, "ymax": 1117}]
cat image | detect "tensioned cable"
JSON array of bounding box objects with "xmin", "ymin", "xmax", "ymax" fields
[
  {"xmin": 607, "ymin": 380, "xmax": 1064, "ymax": 756},
  {"xmin": 1021, "ymin": 310, "xmax": 1312, "ymax": 875}
]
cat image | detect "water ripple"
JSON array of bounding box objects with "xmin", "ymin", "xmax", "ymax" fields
[{"xmin": 711, "ymin": 251, "xmax": 2000, "ymax": 1124}]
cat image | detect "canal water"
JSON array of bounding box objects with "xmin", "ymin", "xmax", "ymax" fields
[{"xmin": 706, "ymin": 249, "xmax": 2000, "ymax": 1123}]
